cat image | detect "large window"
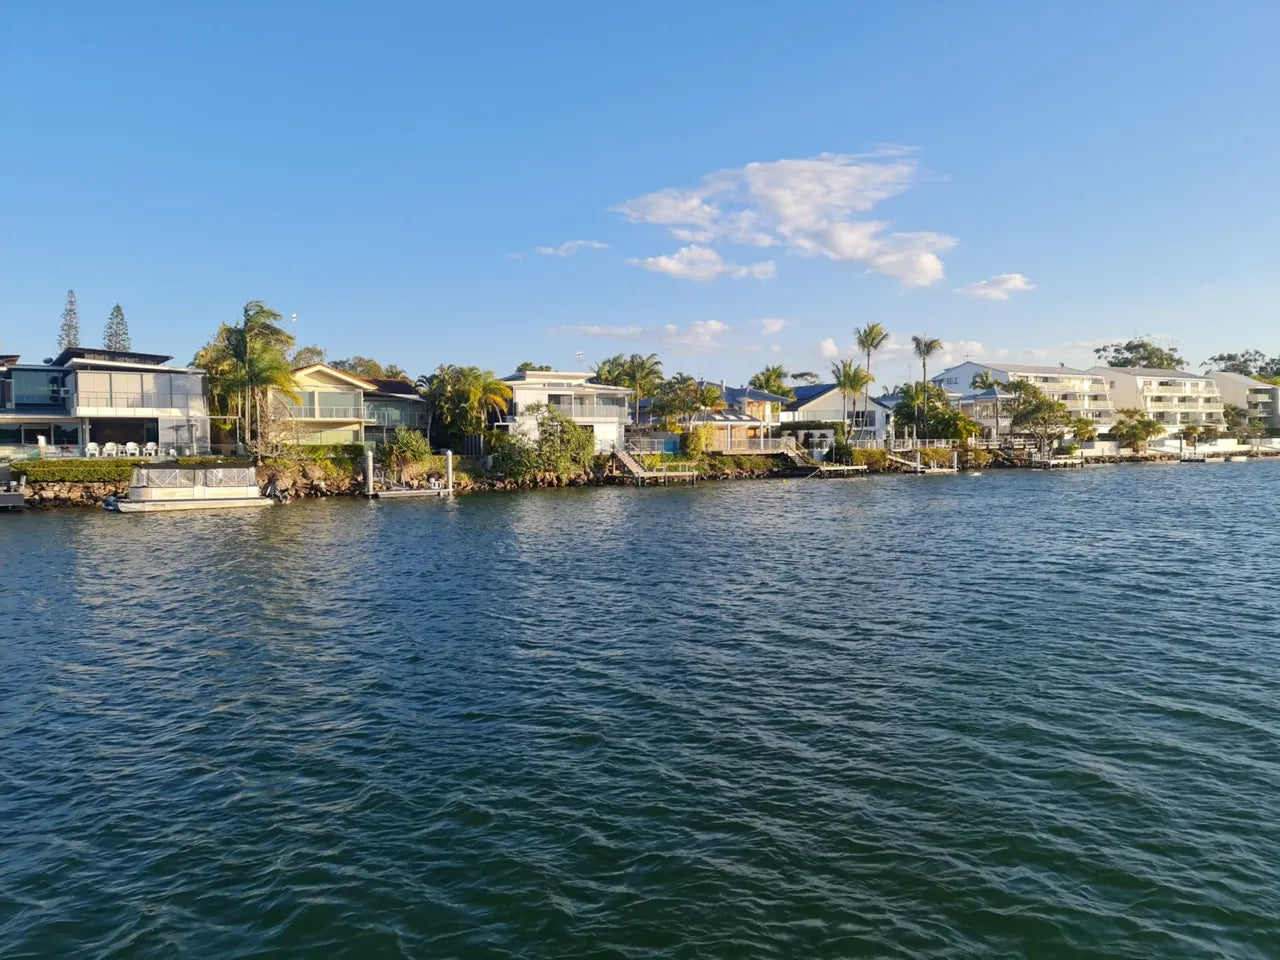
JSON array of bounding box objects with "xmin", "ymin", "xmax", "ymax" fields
[{"xmin": 12, "ymin": 370, "xmax": 63, "ymax": 405}]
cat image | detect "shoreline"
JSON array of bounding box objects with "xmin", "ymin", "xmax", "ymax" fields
[{"xmin": 10, "ymin": 450, "xmax": 1279, "ymax": 510}]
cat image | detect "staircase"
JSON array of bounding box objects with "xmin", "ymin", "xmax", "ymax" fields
[
  {"xmin": 887, "ymin": 453, "xmax": 924, "ymax": 473},
  {"xmin": 615, "ymin": 448, "xmax": 647, "ymax": 478},
  {"xmin": 784, "ymin": 449, "xmax": 811, "ymax": 468}
]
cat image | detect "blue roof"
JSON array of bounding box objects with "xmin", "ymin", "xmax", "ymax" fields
[
  {"xmin": 786, "ymin": 383, "xmax": 839, "ymax": 409},
  {"xmin": 695, "ymin": 381, "xmax": 790, "ymax": 404}
]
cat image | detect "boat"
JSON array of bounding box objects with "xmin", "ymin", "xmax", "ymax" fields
[
  {"xmin": 1204, "ymin": 456, "xmax": 1225, "ymax": 464},
  {"xmin": 0, "ymin": 465, "xmax": 25, "ymax": 511},
  {"xmin": 1228, "ymin": 455, "xmax": 1250, "ymax": 463},
  {"xmin": 103, "ymin": 463, "xmax": 274, "ymax": 513}
]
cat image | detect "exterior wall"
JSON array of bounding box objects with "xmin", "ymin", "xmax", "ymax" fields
[
  {"xmin": 270, "ymin": 368, "xmax": 370, "ymax": 445},
  {"xmin": 1095, "ymin": 368, "xmax": 1225, "ymax": 435},
  {"xmin": 781, "ymin": 389, "xmax": 890, "ymax": 439},
  {"xmin": 502, "ymin": 373, "xmax": 630, "ymax": 453},
  {"xmin": 934, "ymin": 362, "xmax": 1115, "ymax": 430},
  {"xmin": 1208, "ymin": 372, "xmax": 1280, "ymax": 428}
]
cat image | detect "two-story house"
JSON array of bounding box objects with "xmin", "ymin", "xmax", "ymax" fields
[
  {"xmin": 1089, "ymin": 367, "xmax": 1225, "ymax": 434},
  {"xmin": 498, "ymin": 369, "xmax": 631, "ymax": 452},
  {"xmin": 267, "ymin": 363, "xmax": 376, "ymax": 446},
  {"xmin": 688, "ymin": 382, "xmax": 792, "ymax": 453},
  {"xmin": 780, "ymin": 383, "xmax": 893, "ymax": 440},
  {"xmin": 0, "ymin": 347, "xmax": 210, "ymax": 458},
  {"xmin": 363, "ymin": 378, "xmax": 429, "ymax": 443}
]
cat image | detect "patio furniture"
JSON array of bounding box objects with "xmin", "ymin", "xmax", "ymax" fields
[
  {"xmin": 143, "ymin": 442, "xmax": 158, "ymax": 458},
  {"xmin": 85, "ymin": 443, "xmax": 100, "ymax": 458},
  {"xmin": 125, "ymin": 442, "xmax": 141, "ymax": 457},
  {"xmin": 103, "ymin": 442, "xmax": 120, "ymax": 457}
]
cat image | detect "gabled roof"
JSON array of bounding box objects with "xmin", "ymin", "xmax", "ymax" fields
[
  {"xmin": 695, "ymin": 381, "xmax": 790, "ymax": 404},
  {"xmin": 961, "ymin": 386, "xmax": 1016, "ymax": 401},
  {"xmin": 688, "ymin": 411, "xmax": 763, "ymax": 425},
  {"xmin": 291, "ymin": 363, "xmax": 378, "ymax": 390},
  {"xmin": 977, "ymin": 362, "xmax": 1094, "ymax": 376},
  {"xmin": 1208, "ymin": 370, "xmax": 1278, "ymax": 387},
  {"xmin": 787, "ymin": 383, "xmax": 840, "ymax": 409}
]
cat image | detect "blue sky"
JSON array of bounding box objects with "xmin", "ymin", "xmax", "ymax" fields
[{"xmin": 2, "ymin": 1, "xmax": 1278, "ymax": 386}]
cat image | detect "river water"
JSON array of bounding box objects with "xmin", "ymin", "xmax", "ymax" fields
[{"xmin": 2, "ymin": 464, "xmax": 1278, "ymax": 958}]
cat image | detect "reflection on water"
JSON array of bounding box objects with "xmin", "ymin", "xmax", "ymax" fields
[{"xmin": 3, "ymin": 465, "xmax": 1280, "ymax": 958}]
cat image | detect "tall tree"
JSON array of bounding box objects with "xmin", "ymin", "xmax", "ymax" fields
[
  {"xmin": 970, "ymin": 369, "xmax": 1004, "ymax": 439},
  {"xmin": 1203, "ymin": 350, "xmax": 1265, "ymax": 376},
  {"xmin": 830, "ymin": 360, "xmax": 872, "ymax": 431},
  {"xmin": 790, "ymin": 371, "xmax": 820, "ymax": 386},
  {"xmin": 103, "ymin": 304, "xmax": 131, "ymax": 351},
  {"xmin": 1094, "ymin": 338, "xmax": 1185, "ymax": 369},
  {"xmin": 290, "ymin": 344, "xmax": 326, "ymax": 367},
  {"xmin": 591, "ymin": 354, "xmax": 627, "ymax": 386},
  {"xmin": 910, "ymin": 335, "xmax": 943, "ymax": 440},
  {"xmin": 1112, "ymin": 408, "xmax": 1164, "ymax": 453},
  {"xmin": 855, "ymin": 323, "xmax": 891, "ymax": 432},
  {"xmin": 748, "ymin": 364, "xmax": 795, "ymax": 400},
  {"xmin": 58, "ymin": 290, "xmax": 80, "ymax": 350},
  {"xmin": 622, "ymin": 353, "xmax": 664, "ymax": 422}
]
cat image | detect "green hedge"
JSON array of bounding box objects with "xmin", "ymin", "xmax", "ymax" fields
[{"xmin": 16, "ymin": 459, "xmax": 145, "ymax": 483}]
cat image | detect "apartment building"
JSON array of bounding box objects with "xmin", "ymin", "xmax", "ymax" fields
[
  {"xmin": 1206, "ymin": 370, "xmax": 1280, "ymax": 429},
  {"xmin": 932, "ymin": 361, "xmax": 1115, "ymax": 434},
  {"xmin": 1090, "ymin": 367, "xmax": 1225, "ymax": 434}
]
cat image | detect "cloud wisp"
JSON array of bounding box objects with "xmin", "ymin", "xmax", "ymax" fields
[
  {"xmin": 535, "ymin": 239, "xmax": 610, "ymax": 257},
  {"xmin": 629, "ymin": 245, "xmax": 775, "ymax": 282},
  {"xmin": 956, "ymin": 273, "xmax": 1035, "ymax": 300},
  {"xmin": 614, "ymin": 150, "xmax": 955, "ymax": 286}
]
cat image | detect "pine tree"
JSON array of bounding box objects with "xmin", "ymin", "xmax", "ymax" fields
[
  {"xmin": 58, "ymin": 290, "xmax": 80, "ymax": 350},
  {"xmin": 104, "ymin": 304, "xmax": 132, "ymax": 351}
]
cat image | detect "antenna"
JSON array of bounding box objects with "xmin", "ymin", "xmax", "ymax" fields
[{"xmin": 290, "ymin": 313, "xmax": 298, "ymax": 325}]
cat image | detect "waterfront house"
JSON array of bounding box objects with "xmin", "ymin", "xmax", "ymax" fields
[
  {"xmin": 932, "ymin": 362, "xmax": 1115, "ymax": 431},
  {"xmin": 268, "ymin": 363, "xmax": 377, "ymax": 446},
  {"xmin": 1, "ymin": 347, "xmax": 210, "ymax": 458},
  {"xmin": 1088, "ymin": 366, "xmax": 1225, "ymax": 435},
  {"xmin": 498, "ymin": 369, "xmax": 630, "ymax": 452},
  {"xmin": 363, "ymin": 378, "xmax": 429, "ymax": 442},
  {"xmin": 1206, "ymin": 370, "xmax": 1280, "ymax": 429},
  {"xmin": 780, "ymin": 383, "xmax": 893, "ymax": 440},
  {"xmin": 953, "ymin": 385, "xmax": 1017, "ymax": 439},
  {"xmin": 688, "ymin": 383, "xmax": 795, "ymax": 454}
]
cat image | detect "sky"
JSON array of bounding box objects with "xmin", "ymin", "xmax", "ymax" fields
[{"xmin": 2, "ymin": 1, "xmax": 1278, "ymax": 387}]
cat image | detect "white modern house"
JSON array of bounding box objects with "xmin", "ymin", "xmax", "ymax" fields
[
  {"xmin": 498, "ymin": 370, "xmax": 631, "ymax": 452},
  {"xmin": 1206, "ymin": 370, "xmax": 1280, "ymax": 429},
  {"xmin": 780, "ymin": 383, "xmax": 894, "ymax": 440},
  {"xmin": 1, "ymin": 347, "xmax": 210, "ymax": 458},
  {"xmin": 1089, "ymin": 366, "xmax": 1225, "ymax": 435},
  {"xmin": 932, "ymin": 361, "xmax": 1115, "ymax": 433}
]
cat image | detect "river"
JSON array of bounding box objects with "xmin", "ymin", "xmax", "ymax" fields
[{"xmin": 2, "ymin": 464, "xmax": 1278, "ymax": 958}]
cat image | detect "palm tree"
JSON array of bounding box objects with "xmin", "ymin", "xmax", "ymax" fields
[
  {"xmin": 748, "ymin": 364, "xmax": 795, "ymax": 400},
  {"xmin": 910, "ymin": 335, "xmax": 943, "ymax": 440},
  {"xmin": 697, "ymin": 383, "xmax": 726, "ymax": 417},
  {"xmin": 830, "ymin": 360, "xmax": 872, "ymax": 433},
  {"xmin": 1070, "ymin": 417, "xmax": 1100, "ymax": 443},
  {"xmin": 970, "ymin": 370, "xmax": 1005, "ymax": 441},
  {"xmin": 622, "ymin": 353, "xmax": 663, "ymax": 423},
  {"xmin": 591, "ymin": 354, "xmax": 628, "ymax": 386},
  {"xmin": 854, "ymin": 323, "xmax": 890, "ymax": 435}
]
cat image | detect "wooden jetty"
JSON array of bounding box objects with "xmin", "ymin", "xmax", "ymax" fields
[{"xmin": 615, "ymin": 449, "xmax": 697, "ymax": 486}]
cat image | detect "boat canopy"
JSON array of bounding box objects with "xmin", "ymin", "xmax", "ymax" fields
[{"xmin": 130, "ymin": 464, "xmax": 258, "ymax": 488}]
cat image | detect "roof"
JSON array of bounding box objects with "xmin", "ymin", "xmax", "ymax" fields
[
  {"xmin": 0, "ymin": 354, "xmax": 19, "ymax": 366},
  {"xmin": 504, "ymin": 369, "xmax": 591, "ymax": 382},
  {"xmin": 688, "ymin": 411, "xmax": 763, "ymax": 425},
  {"xmin": 696, "ymin": 381, "xmax": 791, "ymax": 404},
  {"xmin": 976, "ymin": 361, "xmax": 1095, "ymax": 376},
  {"xmin": 1207, "ymin": 370, "xmax": 1278, "ymax": 387},
  {"xmin": 962, "ymin": 386, "xmax": 1016, "ymax": 400},
  {"xmin": 1089, "ymin": 365, "xmax": 1210, "ymax": 380},
  {"xmin": 365, "ymin": 377, "xmax": 423, "ymax": 399},
  {"xmin": 787, "ymin": 383, "xmax": 840, "ymax": 409},
  {"xmin": 874, "ymin": 394, "xmax": 905, "ymax": 409},
  {"xmin": 291, "ymin": 362, "xmax": 378, "ymax": 390},
  {"xmin": 51, "ymin": 346, "xmax": 175, "ymax": 367}
]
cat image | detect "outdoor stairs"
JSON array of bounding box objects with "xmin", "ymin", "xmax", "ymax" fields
[
  {"xmin": 887, "ymin": 453, "xmax": 924, "ymax": 473},
  {"xmin": 614, "ymin": 449, "xmax": 647, "ymax": 478},
  {"xmin": 783, "ymin": 450, "xmax": 811, "ymax": 468},
  {"xmin": 614, "ymin": 448, "xmax": 698, "ymax": 486}
]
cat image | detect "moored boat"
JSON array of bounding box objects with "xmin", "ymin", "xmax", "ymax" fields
[{"xmin": 104, "ymin": 463, "xmax": 273, "ymax": 513}]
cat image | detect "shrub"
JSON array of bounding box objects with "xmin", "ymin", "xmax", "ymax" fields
[
  {"xmin": 682, "ymin": 424, "xmax": 715, "ymax": 458},
  {"xmin": 851, "ymin": 448, "xmax": 888, "ymax": 470},
  {"xmin": 380, "ymin": 426, "xmax": 432, "ymax": 480},
  {"xmin": 16, "ymin": 458, "xmax": 144, "ymax": 483},
  {"xmin": 920, "ymin": 448, "xmax": 955, "ymax": 468}
]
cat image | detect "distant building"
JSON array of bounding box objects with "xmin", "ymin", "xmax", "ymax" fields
[
  {"xmin": 363, "ymin": 378, "xmax": 429, "ymax": 443},
  {"xmin": 1205, "ymin": 370, "xmax": 1280, "ymax": 429},
  {"xmin": 498, "ymin": 370, "xmax": 631, "ymax": 452},
  {"xmin": 932, "ymin": 361, "xmax": 1115, "ymax": 432},
  {"xmin": 1089, "ymin": 367, "xmax": 1225, "ymax": 434},
  {"xmin": 269, "ymin": 363, "xmax": 378, "ymax": 446},
  {"xmin": 0, "ymin": 347, "xmax": 210, "ymax": 457}
]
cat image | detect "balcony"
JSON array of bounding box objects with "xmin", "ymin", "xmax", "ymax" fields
[
  {"xmin": 546, "ymin": 400, "xmax": 628, "ymax": 422},
  {"xmin": 280, "ymin": 405, "xmax": 371, "ymax": 422},
  {"xmin": 72, "ymin": 391, "xmax": 207, "ymax": 416},
  {"xmin": 706, "ymin": 436, "xmax": 797, "ymax": 455}
]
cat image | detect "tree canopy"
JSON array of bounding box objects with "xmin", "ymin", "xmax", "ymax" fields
[
  {"xmin": 748, "ymin": 364, "xmax": 794, "ymax": 400},
  {"xmin": 1094, "ymin": 338, "xmax": 1186, "ymax": 369}
]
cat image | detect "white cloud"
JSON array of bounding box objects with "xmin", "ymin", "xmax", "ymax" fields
[
  {"xmin": 629, "ymin": 245, "xmax": 775, "ymax": 282},
  {"xmin": 614, "ymin": 150, "xmax": 955, "ymax": 286},
  {"xmin": 535, "ymin": 239, "xmax": 609, "ymax": 257},
  {"xmin": 955, "ymin": 273, "xmax": 1035, "ymax": 300},
  {"xmin": 760, "ymin": 317, "xmax": 789, "ymax": 335},
  {"xmin": 550, "ymin": 324, "xmax": 643, "ymax": 338},
  {"xmin": 662, "ymin": 319, "xmax": 732, "ymax": 349},
  {"xmin": 819, "ymin": 337, "xmax": 840, "ymax": 358}
]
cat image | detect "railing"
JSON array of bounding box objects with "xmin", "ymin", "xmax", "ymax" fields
[
  {"xmin": 706, "ymin": 436, "xmax": 797, "ymax": 453},
  {"xmin": 627, "ymin": 438, "xmax": 680, "ymax": 454},
  {"xmin": 73, "ymin": 392, "xmax": 206, "ymax": 411},
  {"xmin": 279, "ymin": 406, "xmax": 369, "ymax": 421},
  {"xmin": 366, "ymin": 409, "xmax": 428, "ymax": 427},
  {"xmin": 546, "ymin": 400, "xmax": 628, "ymax": 421}
]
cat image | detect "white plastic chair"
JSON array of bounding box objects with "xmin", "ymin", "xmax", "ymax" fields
[
  {"xmin": 125, "ymin": 442, "xmax": 140, "ymax": 457},
  {"xmin": 143, "ymin": 442, "xmax": 158, "ymax": 458},
  {"xmin": 85, "ymin": 442, "xmax": 100, "ymax": 458},
  {"xmin": 103, "ymin": 442, "xmax": 119, "ymax": 457}
]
